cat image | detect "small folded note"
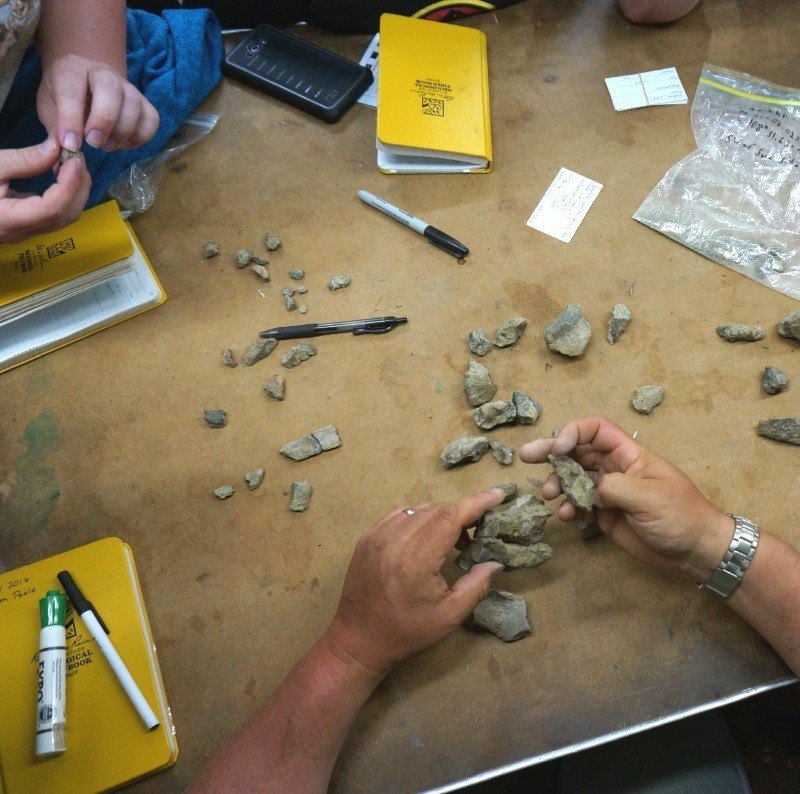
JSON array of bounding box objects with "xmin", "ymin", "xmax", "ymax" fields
[
  {"xmin": 604, "ymin": 67, "xmax": 688, "ymax": 111},
  {"xmin": 526, "ymin": 168, "xmax": 603, "ymax": 244}
]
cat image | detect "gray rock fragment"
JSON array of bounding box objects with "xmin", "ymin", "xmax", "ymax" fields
[
  {"xmin": 245, "ymin": 468, "xmax": 265, "ymax": 491},
  {"xmin": 493, "ymin": 482, "xmax": 518, "ymax": 503},
  {"xmin": 299, "ymin": 305, "xmax": 308, "ymax": 314},
  {"xmin": 440, "ymin": 436, "xmax": 490, "ymax": 469},
  {"xmin": 221, "ymin": 348, "xmax": 237, "ymax": 368},
  {"xmin": 512, "ymin": 391, "xmax": 541, "ymax": 425},
  {"xmin": 476, "ymin": 495, "xmax": 550, "ymax": 543},
  {"xmin": 607, "ymin": 303, "xmax": 632, "ymax": 344},
  {"xmin": 549, "ymin": 454, "xmax": 595, "ymax": 512},
  {"xmin": 470, "ymin": 590, "xmax": 532, "ymax": 642},
  {"xmin": 213, "ymin": 485, "xmax": 235, "ymax": 500},
  {"xmin": 328, "ymin": 275, "xmax": 351, "ymax": 290},
  {"xmin": 577, "ymin": 520, "xmax": 603, "ymax": 539},
  {"xmin": 296, "ymin": 285, "xmax": 308, "ymax": 294},
  {"xmin": 632, "ymin": 385, "xmax": 664, "ymax": 415},
  {"xmin": 777, "ymin": 310, "xmax": 800, "ymax": 341},
  {"xmin": 467, "ymin": 328, "xmax": 492, "ymax": 356},
  {"xmin": 312, "ymin": 424, "xmax": 341, "ymax": 451},
  {"xmin": 59, "ymin": 147, "xmax": 83, "ymax": 165},
  {"xmin": 236, "ymin": 248, "xmax": 266, "ymax": 268},
  {"xmin": 762, "ymin": 366, "xmax": 789, "ymax": 395},
  {"xmin": 456, "ymin": 537, "xmax": 552, "ymax": 571},
  {"xmin": 284, "ymin": 292, "xmax": 298, "ymax": 311},
  {"xmin": 290, "ymin": 269, "xmax": 305, "ymax": 280},
  {"xmin": 473, "ymin": 401, "xmax": 516, "ymax": 430},
  {"xmin": 203, "ymin": 240, "xmax": 219, "ymax": 259},
  {"xmin": 243, "ymin": 337, "xmax": 277, "ymax": 366},
  {"xmin": 264, "ymin": 232, "xmax": 281, "ymax": 251},
  {"xmin": 263, "ymin": 375, "xmax": 285, "ymax": 401},
  {"xmin": 290, "ymin": 481, "xmax": 312, "ymax": 511},
  {"xmin": 493, "ymin": 317, "xmax": 528, "ymax": 348},
  {"xmin": 251, "ymin": 263, "xmax": 270, "ymax": 282},
  {"xmin": 464, "ymin": 360, "xmax": 497, "ymax": 407},
  {"xmin": 204, "ymin": 409, "xmax": 227, "ymax": 428},
  {"xmin": 490, "ymin": 439, "xmax": 514, "ymax": 465},
  {"xmin": 544, "ymin": 304, "xmax": 591, "ymax": 356},
  {"xmin": 281, "ymin": 342, "xmax": 317, "ymax": 369},
  {"xmin": 280, "ymin": 435, "xmax": 323, "ymax": 461},
  {"xmin": 716, "ymin": 324, "xmax": 766, "ymax": 342},
  {"xmin": 757, "ymin": 418, "xmax": 800, "ymax": 445}
]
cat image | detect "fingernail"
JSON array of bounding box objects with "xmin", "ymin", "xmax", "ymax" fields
[
  {"xmin": 489, "ymin": 487, "xmax": 506, "ymax": 495},
  {"xmin": 86, "ymin": 129, "xmax": 104, "ymax": 148},
  {"xmin": 37, "ymin": 137, "xmax": 56, "ymax": 154},
  {"xmin": 62, "ymin": 131, "xmax": 80, "ymax": 151},
  {"xmin": 487, "ymin": 561, "xmax": 505, "ymax": 573}
]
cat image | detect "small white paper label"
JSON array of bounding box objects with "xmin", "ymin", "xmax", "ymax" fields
[
  {"xmin": 357, "ymin": 33, "xmax": 380, "ymax": 109},
  {"xmin": 526, "ymin": 168, "xmax": 603, "ymax": 243},
  {"xmin": 605, "ymin": 67, "xmax": 687, "ymax": 111}
]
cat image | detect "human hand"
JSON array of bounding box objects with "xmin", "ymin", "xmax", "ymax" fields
[
  {"xmin": 0, "ymin": 138, "xmax": 91, "ymax": 243},
  {"xmin": 323, "ymin": 489, "xmax": 507, "ymax": 677},
  {"xmin": 37, "ymin": 55, "xmax": 159, "ymax": 153},
  {"xmin": 519, "ymin": 416, "xmax": 733, "ymax": 581}
]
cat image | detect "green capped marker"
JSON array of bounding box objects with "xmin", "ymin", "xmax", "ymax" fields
[{"xmin": 35, "ymin": 590, "xmax": 67, "ymax": 757}]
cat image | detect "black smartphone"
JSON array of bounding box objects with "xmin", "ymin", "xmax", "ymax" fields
[{"xmin": 223, "ymin": 25, "xmax": 373, "ymax": 123}]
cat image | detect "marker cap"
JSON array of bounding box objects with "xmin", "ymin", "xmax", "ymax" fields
[{"xmin": 40, "ymin": 590, "xmax": 67, "ymax": 629}]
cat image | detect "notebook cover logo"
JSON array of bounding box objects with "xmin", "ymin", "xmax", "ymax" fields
[
  {"xmin": 46, "ymin": 238, "xmax": 75, "ymax": 259},
  {"xmin": 422, "ymin": 96, "xmax": 445, "ymax": 116}
]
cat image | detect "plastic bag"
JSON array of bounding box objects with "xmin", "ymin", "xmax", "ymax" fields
[
  {"xmin": 108, "ymin": 112, "xmax": 219, "ymax": 217},
  {"xmin": 634, "ymin": 65, "xmax": 800, "ymax": 300}
]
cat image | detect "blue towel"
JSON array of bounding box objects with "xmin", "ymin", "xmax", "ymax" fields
[{"xmin": 0, "ymin": 9, "xmax": 222, "ymax": 207}]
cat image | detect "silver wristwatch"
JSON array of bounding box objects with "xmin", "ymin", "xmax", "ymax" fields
[{"xmin": 700, "ymin": 515, "xmax": 760, "ymax": 598}]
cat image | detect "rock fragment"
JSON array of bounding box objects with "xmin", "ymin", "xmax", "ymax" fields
[
  {"xmin": 283, "ymin": 289, "xmax": 298, "ymax": 311},
  {"xmin": 473, "ymin": 401, "xmax": 516, "ymax": 430},
  {"xmin": 235, "ymin": 248, "xmax": 266, "ymax": 268},
  {"xmin": 577, "ymin": 520, "xmax": 603, "ymax": 539},
  {"xmin": 263, "ymin": 374, "xmax": 285, "ymax": 401},
  {"xmin": 493, "ymin": 482, "xmax": 518, "ymax": 503},
  {"xmin": 544, "ymin": 304, "xmax": 591, "ymax": 356},
  {"xmin": 464, "ymin": 360, "xmax": 497, "ymax": 407},
  {"xmin": 221, "ymin": 348, "xmax": 237, "ymax": 368},
  {"xmin": 213, "ymin": 485, "xmax": 235, "ymax": 500},
  {"xmin": 280, "ymin": 435, "xmax": 323, "ymax": 461},
  {"xmin": 493, "ymin": 317, "xmax": 528, "ymax": 348},
  {"xmin": 328, "ymin": 275, "xmax": 350, "ymax": 291},
  {"xmin": 548, "ymin": 454, "xmax": 595, "ymax": 512},
  {"xmin": 512, "ymin": 391, "xmax": 541, "ymax": 425},
  {"xmin": 204, "ymin": 409, "xmax": 227, "ymax": 428},
  {"xmin": 757, "ymin": 418, "xmax": 800, "ymax": 445},
  {"xmin": 59, "ymin": 147, "xmax": 83, "ymax": 165},
  {"xmin": 632, "ymin": 385, "xmax": 664, "ymax": 415},
  {"xmin": 762, "ymin": 366, "xmax": 789, "ymax": 395},
  {"xmin": 251, "ymin": 263, "xmax": 270, "ymax": 282},
  {"xmin": 607, "ymin": 303, "xmax": 632, "ymax": 344},
  {"xmin": 312, "ymin": 424, "xmax": 341, "ymax": 451},
  {"xmin": 281, "ymin": 342, "xmax": 317, "ymax": 369},
  {"xmin": 476, "ymin": 495, "xmax": 550, "ymax": 543},
  {"xmin": 245, "ymin": 468, "xmax": 265, "ymax": 491},
  {"xmin": 290, "ymin": 269, "xmax": 305, "ymax": 280},
  {"xmin": 470, "ymin": 590, "xmax": 532, "ymax": 642},
  {"xmin": 290, "ymin": 481, "xmax": 312, "ymax": 511},
  {"xmin": 243, "ymin": 337, "xmax": 277, "ymax": 366},
  {"xmin": 716, "ymin": 324, "xmax": 766, "ymax": 342},
  {"xmin": 467, "ymin": 328, "xmax": 492, "ymax": 356},
  {"xmin": 203, "ymin": 240, "xmax": 219, "ymax": 259},
  {"xmin": 777, "ymin": 310, "xmax": 800, "ymax": 341},
  {"xmin": 440, "ymin": 436, "xmax": 490, "ymax": 469},
  {"xmin": 264, "ymin": 232, "xmax": 281, "ymax": 251},
  {"xmin": 296, "ymin": 285, "xmax": 308, "ymax": 294},
  {"xmin": 299, "ymin": 305, "xmax": 308, "ymax": 314},
  {"xmin": 490, "ymin": 439, "xmax": 514, "ymax": 465},
  {"xmin": 456, "ymin": 538, "xmax": 552, "ymax": 571}
]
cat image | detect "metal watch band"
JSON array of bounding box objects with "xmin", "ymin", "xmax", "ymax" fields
[{"xmin": 700, "ymin": 515, "xmax": 760, "ymax": 599}]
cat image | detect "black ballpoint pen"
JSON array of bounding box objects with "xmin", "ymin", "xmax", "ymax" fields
[{"xmin": 259, "ymin": 316, "xmax": 408, "ymax": 340}]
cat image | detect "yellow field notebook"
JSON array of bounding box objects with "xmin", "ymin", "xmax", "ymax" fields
[
  {"xmin": 0, "ymin": 201, "xmax": 166, "ymax": 374},
  {"xmin": 0, "ymin": 538, "xmax": 177, "ymax": 793},
  {"xmin": 376, "ymin": 14, "xmax": 492, "ymax": 174}
]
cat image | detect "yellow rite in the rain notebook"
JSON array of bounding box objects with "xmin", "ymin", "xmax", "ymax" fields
[
  {"xmin": 0, "ymin": 538, "xmax": 177, "ymax": 793},
  {"xmin": 0, "ymin": 200, "xmax": 165, "ymax": 374},
  {"xmin": 376, "ymin": 13, "xmax": 492, "ymax": 173}
]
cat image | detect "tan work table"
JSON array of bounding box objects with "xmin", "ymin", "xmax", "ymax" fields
[{"xmin": 2, "ymin": 1, "xmax": 799, "ymax": 790}]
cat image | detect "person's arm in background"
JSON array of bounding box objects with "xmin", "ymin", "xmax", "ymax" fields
[
  {"xmin": 618, "ymin": 0, "xmax": 700, "ymax": 23},
  {"xmin": 520, "ymin": 416, "xmax": 800, "ymax": 676},
  {"xmin": 190, "ymin": 489, "xmax": 507, "ymax": 794}
]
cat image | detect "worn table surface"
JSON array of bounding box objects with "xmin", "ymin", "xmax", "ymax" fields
[{"xmin": 2, "ymin": 1, "xmax": 800, "ymax": 791}]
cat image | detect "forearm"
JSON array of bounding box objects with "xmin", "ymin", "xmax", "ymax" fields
[
  {"xmin": 37, "ymin": 0, "xmax": 126, "ymax": 73},
  {"xmin": 191, "ymin": 627, "xmax": 383, "ymax": 794}
]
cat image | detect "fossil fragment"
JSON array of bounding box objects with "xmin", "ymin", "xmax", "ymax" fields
[
  {"xmin": 467, "ymin": 328, "xmax": 492, "ymax": 357},
  {"xmin": 252, "ymin": 264, "xmax": 270, "ymax": 282},
  {"xmin": 470, "ymin": 590, "xmax": 532, "ymax": 642},
  {"xmin": 213, "ymin": 485, "xmax": 235, "ymax": 500},
  {"xmin": 299, "ymin": 305, "xmax": 308, "ymax": 314},
  {"xmin": 512, "ymin": 391, "xmax": 541, "ymax": 425},
  {"xmin": 221, "ymin": 348, "xmax": 237, "ymax": 367},
  {"xmin": 59, "ymin": 147, "xmax": 83, "ymax": 165},
  {"xmin": 263, "ymin": 374, "xmax": 285, "ymax": 400},
  {"xmin": 544, "ymin": 304, "xmax": 591, "ymax": 356},
  {"xmin": 476, "ymin": 495, "xmax": 550, "ymax": 543},
  {"xmin": 280, "ymin": 425, "xmax": 341, "ymax": 461},
  {"xmin": 464, "ymin": 360, "xmax": 497, "ymax": 407},
  {"xmin": 235, "ymin": 248, "xmax": 266, "ymax": 268},
  {"xmin": 312, "ymin": 424, "xmax": 341, "ymax": 451},
  {"xmin": 577, "ymin": 520, "xmax": 603, "ymax": 539},
  {"xmin": 243, "ymin": 337, "xmax": 277, "ymax": 366},
  {"xmin": 290, "ymin": 269, "xmax": 305, "ymax": 280},
  {"xmin": 493, "ymin": 482, "xmax": 518, "ymax": 503},
  {"xmin": 762, "ymin": 366, "xmax": 789, "ymax": 395},
  {"xmin": 245, "ymin": 468, "xmax": 265, "ymax": 491},
  {"xmin": 716, "ymin": 324, "xmax": 766, "ymax": 342},
  {"xmin": 473, "ymin": 401, "xmax": 516, "ymax": 430},
  {"xmin": 607, "ymin": 304, "xmax": 632, "ymax": 344},
  {"xmin": 456, "ymin": 537, "xmax": 552, "ymax": 571},
  {"xmin": 204, "ymin": 409, "xmax": 227, "ymax": 428},
  {"xmin": 203, "ymin": 240, "xmax": 219, "ymax": 259},
  {"xmin": 280, "ymin": 342, "xmax": 317, "ymax": 369},
  {"xmin": 264, "ymin": 232, "xmax": 281, "ymax": 251},
  {"xmin": 548, "ymin": 454, "xmax": 595, "ymax": 512},
  {"xmin": 757, "ymin": 418, "xmax": 800, "ymax": 445},
  {"xmin": 290, "ymin": 481, "xmax": 312, "ymax": 511},
  {"xmin": 777, "ymin": 310, "xmax": 800, "ymax": 341},
  {"xmin": 490, "ymin": 439, "xmax": 514, "ymax": 465},
  {"xmin": 493, "ymin": 317, "xmax": 528, "ymax": 348},
  {"xmin": 328, "ymin": 275, "xmax": 350, "ymax": 290},
  {"xmin": 440, "ymin": 436, "xmax": 490, "ymax": 469},
  {"xmin": 632, "ymin": 385, "xmax": 664, "ymax": 415}
]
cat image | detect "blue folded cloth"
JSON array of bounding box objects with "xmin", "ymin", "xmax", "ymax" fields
[{"xmin": 0, "ymin": 8, "xmax": 222, "ymax": 207}]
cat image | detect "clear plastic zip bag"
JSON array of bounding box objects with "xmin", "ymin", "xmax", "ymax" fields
[
  {"xmin": 634, "ymin": 65, "xmax": 800, "ymax": 300},
  {"xmin": 108, "ymin": 112, "xmax": 219, "ymax": 218}
]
